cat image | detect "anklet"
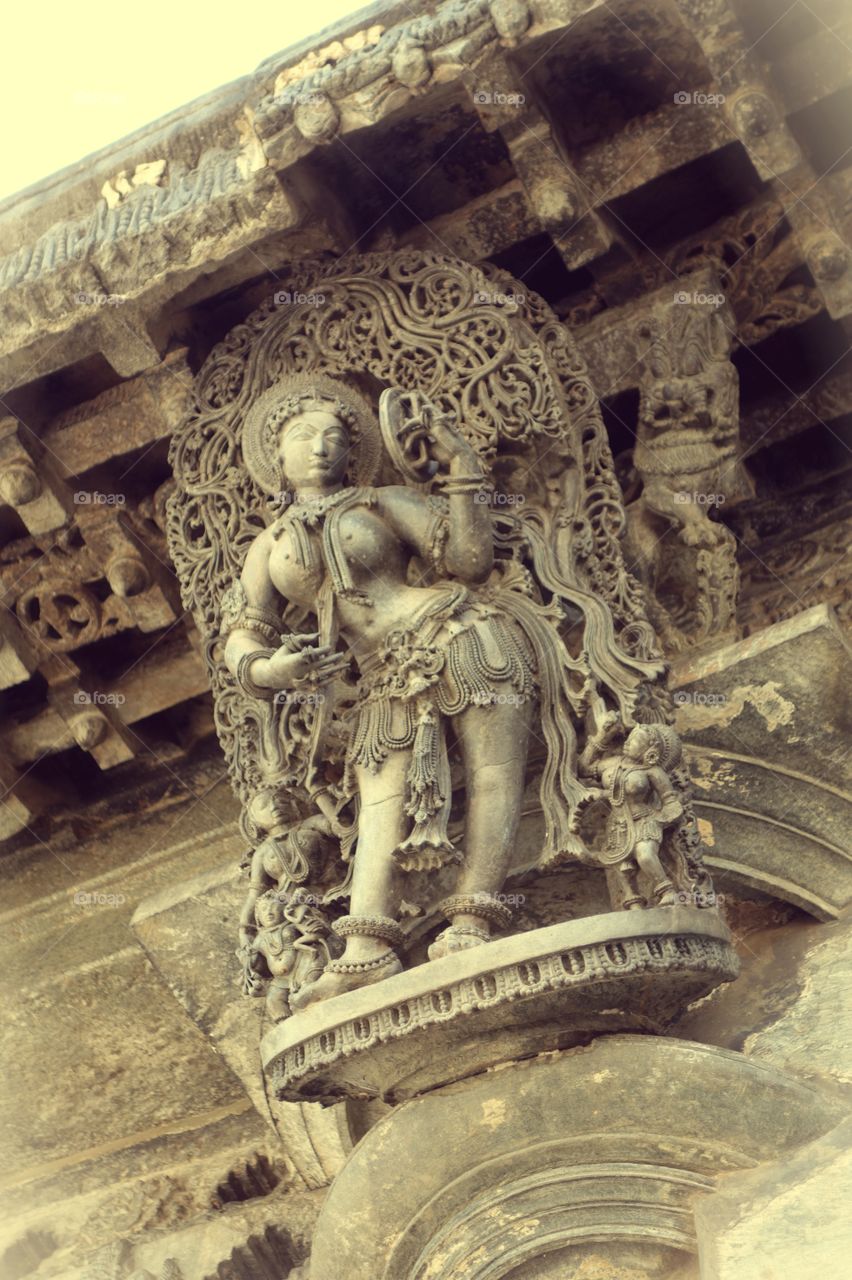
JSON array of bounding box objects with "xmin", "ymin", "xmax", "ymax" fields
[
  {"xmin": 332, "ymin": 914, "xmax": 405, "ymax": 947},
  {"xmin": 326, "ymin": 949, "xmax": 398, "ymax": 974}
]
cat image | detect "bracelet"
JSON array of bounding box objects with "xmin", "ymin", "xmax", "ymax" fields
[
  {"xmin": 440, "ymin": 474, "xmax": 491, "ymax": 495},
  {"xmin": 235, "ymin": 648, "xmax": 276, "ymax": 700}
]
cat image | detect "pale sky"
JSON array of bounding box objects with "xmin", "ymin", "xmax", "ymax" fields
[{"xmin": 2, "ymin": 0, "xmax": 370, "ymax": 201}]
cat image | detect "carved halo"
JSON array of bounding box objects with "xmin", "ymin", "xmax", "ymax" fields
[{"xmin": 241, "ymin": 373, "xmax": 383, "ymax": 494}]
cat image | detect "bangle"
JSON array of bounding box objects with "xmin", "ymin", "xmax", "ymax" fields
[
  {"xmin": 235, "ymin": 648, "xmax": 276, "ymax": 699},
  {"xmin": 440, "ymin": 474, "xmax": 490, "ymax": 495}
]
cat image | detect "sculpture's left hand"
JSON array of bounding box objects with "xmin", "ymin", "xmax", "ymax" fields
[{"xmin": 425, "ymin": 409, "xmax": 479, "ymax": 470}]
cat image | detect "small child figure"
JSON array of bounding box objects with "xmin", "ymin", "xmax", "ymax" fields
[
  {"xmin": 242, "ymin": 892, "xmax": 301, "ymax": 1021},
  {"xmin": 584, "ymin": 723, "xmax": 684, "ymax": 909}
]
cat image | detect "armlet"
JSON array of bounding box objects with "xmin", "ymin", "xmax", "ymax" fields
[{"xmin": 221, "ymin": 580, "xmax": 284, "ymax": 644}]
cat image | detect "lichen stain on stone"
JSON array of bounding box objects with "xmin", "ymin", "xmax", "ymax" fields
[
  {"xmin": 691, "ymin": 756, "xmax": 738, "ymax": 791},
  {"xmin": 676, "ymin": 680, "xmax": 796, "ymax": 734},
  {"xmin": 570, "ymin": 1255, "xmax": 655, "ymax": 1279},
  {"xmin": 481, "ymin": 1097, "xmax": 508, "ymax": 1129},
  {"xmin": 697, "ymin": 817, "xmax": 716, "ymax": 846},
  {"xmin": 511, "ymin": 1217, "xmax": 542, "ymax": 1238}
]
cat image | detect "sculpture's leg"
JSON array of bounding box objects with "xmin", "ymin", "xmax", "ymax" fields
[
  {"xmin": 289, "ymin": 751, "xmax": 409, "ymax": 1010},
  {"xmin": 614, "ymin": 859, "xmax": 645, "ymax": 910},
  {"xmin": 634, "ymin": 839, "xmax": 676, "ymax": 906},
  {"xmin": 265, "ymin": 978, "xmax": 292, "ymax": 1023},
  {"xmin": 430, "ymin": 692, "xmax": 531, "ymax": 958}
]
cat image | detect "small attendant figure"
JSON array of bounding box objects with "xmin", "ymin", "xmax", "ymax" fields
[
  {"xmin": 241, "ymin": 891, "xmax": 330, "ymax": 1021},
  {"xmin": 583, "ymin": 723, "xmax": 684, "ymax": 909}
]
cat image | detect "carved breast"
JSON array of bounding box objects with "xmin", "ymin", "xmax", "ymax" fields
[
  {"xmin": 268, "ymin": 527, "xmax": 324, "ymax": 605},
  {"xmin": 268, "ymin": 507, "xmax": 404, "ymax": 605}
]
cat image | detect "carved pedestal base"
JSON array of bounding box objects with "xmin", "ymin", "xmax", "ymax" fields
[{"xmin": 262, "ymin": 908, "xmax": 738, "ymax": 1104}]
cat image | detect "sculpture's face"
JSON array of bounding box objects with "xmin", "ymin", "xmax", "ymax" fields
[
  {"xmin": 278, "ymin": 406, "xmax": 350, "ymax": 490},
  {"xmin": 625, "ymin": 726, "xmax": 653, "ymax": 762},
  {"xmin": 256, "ymin": 894, "xmax": 285, "ymax": 928}
]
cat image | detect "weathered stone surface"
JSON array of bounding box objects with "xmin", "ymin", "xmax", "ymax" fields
[
  {"xmin": 674, "ymin": 911, "xmax": 852, "ymax": 1101},
  {"xmin": 0, "ymin": 3, "xmax": 850, "ymax": 1277},
  {"xmin": 132, "ymin": 863, "xmax": 355, "ymax": 1191},
  {"xmin": 307, "ymin": 1035, "xmax": 845, "ymax": 1280},
  {"xmin": 263, "ymin": 909, "xmax": 738, "ymax": 1104},
  {"xmin": 695, "ymin": 1118, "xmax": 852, "ymax": 1280},
  {"xmin": 670, "ymin": 605, "xmax": 852, "ymax": 918}
]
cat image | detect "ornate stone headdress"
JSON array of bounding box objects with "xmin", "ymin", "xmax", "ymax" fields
[
  {"xmin": 241, "ymin": 373, "xmax": 383, "ymax": 495},
  {"xmin": 643, "ymin": 724, "xmax": 683, "ymax": 770}
]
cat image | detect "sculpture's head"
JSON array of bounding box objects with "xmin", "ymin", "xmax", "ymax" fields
[
  {"xmin": 624, "ymin": 725, "xmax": 656, "ymax": 764},
  {"xmin": 255, "ymin": 893, "xmax": 286, "ymax": 928},
  {"xmin": 277, "ymin": 399, "xmax": 350, "ymax": 491},
  {"xmin": 624, "ymin": 724, "xmax": 682, "ymax": 771},
  {"xmin": 242, "ymin": 373, "xmax": 382, "ymax": 496}
]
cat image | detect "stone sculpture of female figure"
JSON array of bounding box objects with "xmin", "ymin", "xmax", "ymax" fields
[{"xmin": 222, "ymin": 373, "xmax": 658, "ymax": 1009}]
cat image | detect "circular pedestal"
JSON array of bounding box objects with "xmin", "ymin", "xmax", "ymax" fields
[{"xmin": 262, "ymin": 908, "xmax": 738, "ymax": 1104}]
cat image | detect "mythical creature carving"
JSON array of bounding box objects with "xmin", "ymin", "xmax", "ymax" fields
[
  {"xmin": 166, "ymin": 250, "xmax": 718, "ymax": 1018},
  {"xmin": 623, "ymin": 298, "xmax": 751, "ymax": 652}
]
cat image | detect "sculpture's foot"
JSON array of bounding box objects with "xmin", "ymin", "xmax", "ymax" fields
[
  {"xmin": 290, "ymin": 949, "xmax": 402, "ymax": 1010},
  {"xmin": 652, "ymin": 881, "xmax": 677, "ymax": 907},
  {"xmin": 428, "ymin": 923, "xmax": 490, "ymax": 960}
]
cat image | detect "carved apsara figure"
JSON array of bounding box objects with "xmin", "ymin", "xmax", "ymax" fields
[
  {"xmin": 581, "ymin": 721, "xmax": 685, "ymax": 909},
  {"xmin": 221, "ymin": 373, "xmax": 659, "ymax": 1008}
]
